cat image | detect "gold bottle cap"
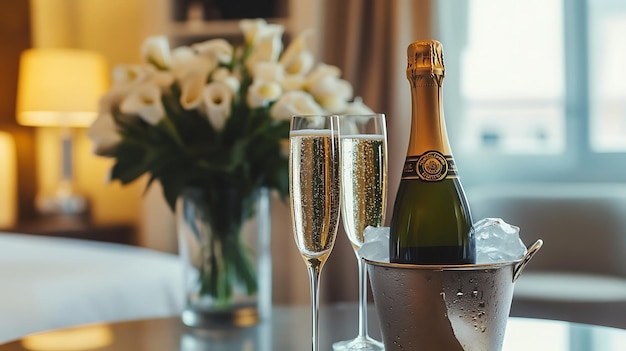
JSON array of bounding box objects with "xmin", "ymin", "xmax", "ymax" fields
[{"xmin": 407, "ymin": 40, "xmax": 445, "ymax": 77}]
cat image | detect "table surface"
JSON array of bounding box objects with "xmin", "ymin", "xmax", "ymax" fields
[{"xmin": 1, "ymin": 304, "xmax": 624, "ymax": 351}]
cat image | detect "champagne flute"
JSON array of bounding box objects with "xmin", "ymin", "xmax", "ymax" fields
[
  {"xmin": 289, "ymin": 115, "xmax": 342, "ymax": 351},
  {"xmin": 333, "ymin": 114, "xmax": 387, "ymax": 351}
]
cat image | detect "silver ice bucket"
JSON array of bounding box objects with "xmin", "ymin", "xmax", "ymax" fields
[{"xmin": 365, "ymin": 240, "xmax": 542, "ymax": 351}]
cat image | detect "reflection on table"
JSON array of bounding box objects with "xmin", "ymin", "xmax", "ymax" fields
[{"xmin": 1, "ymin": 304, "xmax": 624, "ymax": 351}]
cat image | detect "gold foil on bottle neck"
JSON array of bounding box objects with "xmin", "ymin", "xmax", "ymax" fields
[{"xmin": 407, "ymin": 40, "xmax": 445, "ymax": 78}]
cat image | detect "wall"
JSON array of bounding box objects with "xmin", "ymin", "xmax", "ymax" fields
[
  {"xmin": 29, "ymin": 0, "xmax": 155, "ymax": 245},
  {"xmin": 0, "ymin": 1, "xmax": 37, "ymax": 223}
]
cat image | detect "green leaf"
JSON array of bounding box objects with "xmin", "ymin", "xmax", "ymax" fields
[
  {"xmin": 159, "ymin": 170, "xmax": 189, "ymax": 211},
  {"xmin": 110, "ymin": 142, "xmax": 150, "ymax": 184}
]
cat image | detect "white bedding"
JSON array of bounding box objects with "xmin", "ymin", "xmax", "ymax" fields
[{"xmin": 0, "ymin": 233, "xmax": 184, "ymax": 343}]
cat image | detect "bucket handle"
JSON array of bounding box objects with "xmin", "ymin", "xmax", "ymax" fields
[{"xmin": 513, "ymin": 239, "xmax": 543, "ymax": 282}]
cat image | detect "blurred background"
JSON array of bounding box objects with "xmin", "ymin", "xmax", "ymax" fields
[{"xmin": 0, "ymin": 0, "xmax": 624, "ymax": 324}]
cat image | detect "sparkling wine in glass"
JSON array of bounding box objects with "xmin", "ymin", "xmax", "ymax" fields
[
  {"xmin": 289, "ymin": 115, "xmax": 342, "ymax": 351},
  {"xmin": 333, "ymin": 114, "xmax": 387, "ymax": 351}
]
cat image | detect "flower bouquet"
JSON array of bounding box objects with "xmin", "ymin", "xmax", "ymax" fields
[{"xmin": 88, "ymin": 18, "xmax": 373, "ymax": 316}]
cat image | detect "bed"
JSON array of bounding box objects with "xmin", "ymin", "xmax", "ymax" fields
[{"xmin": 0, "ymin": 233, "xmax": 184, "ymax": 343}]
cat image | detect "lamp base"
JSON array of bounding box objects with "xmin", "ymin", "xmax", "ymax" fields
[{"xmin": 36, "ymin": 183, "xmax": 88, "ymax": 215}]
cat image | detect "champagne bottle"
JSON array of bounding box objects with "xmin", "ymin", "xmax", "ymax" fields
[{"xmin": 389, "ymin": 40, "xmax": 475, "ymax": 264}]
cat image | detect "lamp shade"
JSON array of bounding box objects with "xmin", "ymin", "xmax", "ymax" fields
[{"xmin": 16, "ymin": 49, "xmax": 109, "ymax": 128}]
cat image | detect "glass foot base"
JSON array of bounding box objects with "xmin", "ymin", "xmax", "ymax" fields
[
  {"xmin": 182, "ymin": 306, "xmax": 259, "ymax": 328},
  {"xmin": 333, "ymin": 336, "xmax": 385, "ymax": 351}
]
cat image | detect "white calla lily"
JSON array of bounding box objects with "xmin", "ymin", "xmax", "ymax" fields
[
  {"xmin": 282, "ymin": 74, "xmax": 306, "ymax": 91},
  {"xmin": 269, "ymin": 91, "xmax": 324, "ymax": 121},
  {"xmin": 239, "ymin": 18, "xmax": 267, "ymax": 45},
  {"xmin": 111, "ymin": 64, "xmax": 173, "ymax": 93},
  {"xmin": 341, "ymin": 97, "xmax": 375, "ymax": 115},
  {"xmin": 151, "ymin": 71, "xmax": 175, "ymax": 88},
  {"xmin": 179, "ymin": 73, "xmax": 207, "ymax": 110},
  {"xmin": 203, "ymin": 81, "xmax": 233, "ymax": 131},
  {"xmin": 87, "ymin": 112, "xmax": 121, "ymax": 156},
  {"xmin": 171, "ymin": 46, "xmax": 196, "ymax": 71},
  {"xmin": 212, "ymin": 67, "xmax": 240, "ymax": 94},
  {"xmin": 318, "ymin": 95, "xmax": 348, "ymax": 113},
  {"xmin": 173, "ymin": 54, "xmax": 216, "ymax": 82},
  {"xmin": 141, "ymin": 36, "xmax": 171, "ymax": 70},
  {"xmin": 252, "ymin": 61, "xmax": 285, "ymax": 82},
  {"xmin": 111, "ymin": 64, "xmax": 152, "ymax": 87},
  {"xmin": 119, "ymin": 83, "xmax": 165, "ymax": 125},
  {"xmin": 98, "ymin": 87, "xmax": 127, "ymax": 115},
  {"xmin": 305, "ymin": 63, "xmax": 341, "ymax": 90},
  {"xmin": 192, "ymin": 39, "xmax": 233, "ymax": 64},
  {"xmin": 174, "ymin": 54, "xmax": 215, "ymax": 109},
  {"xmin": 245, "ymin": 24, "xmax": 284, "ymax": 71},
  {"xmin": 285, "ymin": 53, "xmax": 315, "ymax": 76},
  {"xmin": 308, "ymin": 76, "xmax": 354, "ymax": 102},
  {"xmin": 247, "ymin": 80, "xmax": 282, "ymax": 108},
  {"xmin": 239, "ymin": 19, "xmax": 284, "ymax": 46},
  {"xmin": 280, "ymin": 29, "xmax": 315, "ymax": 75}
]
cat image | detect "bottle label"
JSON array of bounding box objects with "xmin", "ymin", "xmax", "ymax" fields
[{"xmin": 402, "ymin": 150, "xmax": 457, "ymax": 181}]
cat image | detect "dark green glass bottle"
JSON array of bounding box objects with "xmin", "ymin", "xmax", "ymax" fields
[{"xmin": 389, "ymin": 40, "xmax": 475, "ymax": 264}]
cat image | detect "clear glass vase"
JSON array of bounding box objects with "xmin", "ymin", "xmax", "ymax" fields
[{"xmin": 176, "ymin": 186, "xmax": 271, "ymax": 328}]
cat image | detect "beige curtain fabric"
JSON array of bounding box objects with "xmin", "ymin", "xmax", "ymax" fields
[{"xmin": 317, "ymin": 0, "xmax": 436, "ymax": 302}]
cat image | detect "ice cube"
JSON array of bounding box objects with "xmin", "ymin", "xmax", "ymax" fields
[
  {"xmin": 358, "ymin": 226, "xmax": 390, "ymax": 262},
  {"xmin": 475, "ymin": 218, "xmax": 527, "ymax": 263},
  {"xmin": 357, "ymin": 219, "xmax": 527, "ymax": 264}
]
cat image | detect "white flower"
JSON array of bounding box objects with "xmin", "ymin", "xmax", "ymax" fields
[
  {"xmin": 305, "ymin": 63, "xmax": 341, "ymax": 90},
  {"xmin": 98, "ymin": 88, "xmax": 126, "ymax": 115},
  {"xmin": 150, "ymin": 71, "xmax": 175, "ymax": 89},
  {"xmin": 244, "ymin": 21, "xmax": 285, "ymax": 71},
  {"xmin": 141, "ymin": 36, "xmax": 171, "ymax": 70},
  {"xmin": 313, "ymin": 79, "xmax": 353, "ymax": 113},
  {"xmin": 282, "ymin": 74, "xmax": 306, "ymax": 91},
  {"xmin": 306, "ymin": 65, "xmax": 353, "ymax": 100},
  {"xmin": 119, "ymin": 82, "xmax": 165, "ymax": 125},
  {"xmin": 240, "ymin": 19, "xmax": 281, "ymax": 46},
  {"xmin": 341, "ymin": 97, "xmax": 375, "ymax": 115},
  {"xmin": 111, "ymin": 64, "xmax": 173, "ymax": 92},
  {"xmin": 173, "ymin": 54, "xmax": 216, "ymax": 82},
  {"xmin": 270, "ymin": 91, "xmax": 324, "ymax": 121},
  {"xmin": 203, "ymin": 81, "xmax": 232, "ymax": 131},
  {"xmin": 252, "ymin": 61, "xmax": 285, "ymax": 82},
  {"xmin": 280, "ymin": 29, "xmax": 315, "ymax": 76},
  {"xmin": 179, "ymin": 72, "xmax": 207, "ymax": 110},
  {"xmin": 318, "ymin": 95, "xmax": 348, "ymax": 114},
  {"xmin": 304, "ymin": 64, "xmax": 354, "ymax": 112},
  {"xmin": 171, "ymin": 46, "xmax": 196, "ymax": 72},
  {"xmin": 171, "ymin": 45, "xmax": 217, "ymax": 83},
  {"xmin": 212, "ymin": 67, "xmax": 240, "ymax": 94},
  {"xmin": 87, "ymin": 112, "xmax": 121, "ymax": 155},
  {"xmin": 111, "ymin": 64, "xmax": 152, "ymax": 88},
  {"xmin": 175, "ymin": 55, "xmax": 215, "ymax": 110},
  {"xmin": 192, "ymin": 39, "xmax": 233, "ymax": 64},
  {"xmin": 247, "ymin": 80, "xmax": 282, "ymax": 108}
]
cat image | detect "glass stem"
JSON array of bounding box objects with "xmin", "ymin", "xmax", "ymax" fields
[
  {"xmin": 357, "ymin": 253, "xmax": 369, "ymax": 339},
  {"xmin": 307, "ymin": 259, "xmax": 323, "ymax": 351}
]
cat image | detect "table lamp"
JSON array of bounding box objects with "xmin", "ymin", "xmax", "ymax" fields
[{"xmin": 16, "ymin": 48, "xmax": 108, "ymax": 215}]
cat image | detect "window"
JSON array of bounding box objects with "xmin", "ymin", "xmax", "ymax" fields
[
  {"xmin": 437, "ymin": 0, "xmax": 626, "ymax": 184},
  {"xmin": 460, "ymin": 0, "xmax": 564, "ymax": 154},
  {"xmin": 589, "ymin": 0, "xmax": 626, "ymax": 152}
]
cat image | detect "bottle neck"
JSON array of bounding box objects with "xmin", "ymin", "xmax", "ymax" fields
[{"xmin": 406, "ymin": 75, "xmax": 452, "ymax": 157}]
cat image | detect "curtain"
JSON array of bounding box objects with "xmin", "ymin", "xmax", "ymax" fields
[{"xmin": 318, "ymin": 0, "xmax": 436, "ymax": 302}]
